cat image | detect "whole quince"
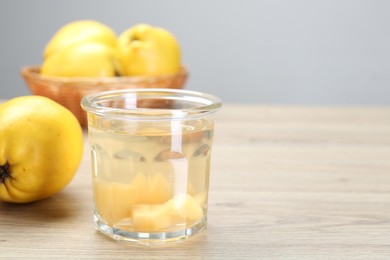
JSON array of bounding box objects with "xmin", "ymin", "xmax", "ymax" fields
[
  {"xmin": 41, "ymin": 41, "xmax": 123, "ymax": 77},
  {"xmin": 117, "ymin": 24, "xmax": 181, "ymax": 76},
  {"xmin": 41, "ymin": 20, "xmax": 122, "ymax": 77},
  {"xmin": 44, "ymin": 20, "xmax": 117, "ymax": 58},
  {"xmin": 0, "ymin": 96, "xmax": 83, "ymax": 203}
]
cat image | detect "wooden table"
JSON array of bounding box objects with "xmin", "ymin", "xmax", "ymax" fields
[{"xmin": 1, "ymin": 104, "xmax": 390, "ymax": 259}]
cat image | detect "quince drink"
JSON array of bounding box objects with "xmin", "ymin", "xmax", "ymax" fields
[{"xmin": 90, "ymin": 118, "xmax": 213, "ymax": 240}]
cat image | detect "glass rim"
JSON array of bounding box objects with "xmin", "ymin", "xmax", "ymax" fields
[{"xmin": 81, "ymin": 88, "xmax": 222, "ymax": 120}]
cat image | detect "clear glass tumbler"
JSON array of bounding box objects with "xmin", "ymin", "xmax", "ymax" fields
[{"xmin": 81, "ymin": 88, "xmax": 222, "ymax": 244}]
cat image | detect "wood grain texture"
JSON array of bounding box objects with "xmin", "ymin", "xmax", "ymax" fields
[{"xmin": 1, "ymin": 104, "xmax": 390, "ymax": 259}]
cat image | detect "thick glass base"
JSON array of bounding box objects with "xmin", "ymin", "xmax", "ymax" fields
[{"xmin": 94, "ymin": 214, "xmax": 207, "ymax": 245}]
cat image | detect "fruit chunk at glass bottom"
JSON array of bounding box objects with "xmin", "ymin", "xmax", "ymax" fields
[
  {"xmin": 193, "ymin": 191, "xmax": 207, "ymax": 207},
  {"xmin": 131, "ymin": 204, "xmax": 172, "ymax": 231},
  {"xmin": 170, "ymin": 194, "xmax": 204, "ymax": 225},
  {"xmin": 93, "ymin": 173, "xmax": 203, "ymax": 228},
  {"xmin": 93, "ymin": 179, "xmax": 136, "ymax": 225},
  {"xmin": 131, "ymin": 194, "xmax": 204, "ymax": 231},
  {"xmin": 93, "ymin": 172, "xmax": 173, "ymax": 225}
]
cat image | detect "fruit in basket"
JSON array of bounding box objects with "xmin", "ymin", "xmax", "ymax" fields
[
  {"xmin": 41, "ymin": 20, "xmax": 122, "ymax": 77},
  {"xmin": 44, "ymin": 20, "xmax": 117, "ymax": 58},
  {"xmin": 117, "ymin": 24, "xmax": 181, "ymax": 76},
  {"xmin": 39, "ymin": 21, "xmax": 181, "ymax": 78},
  {"xmin": 41, "ymin": 41, "xmax": 123, "ymax": 77},
  {"xmin": 0, "ymin": 96, "xmax": 83, "ymax": 203}
]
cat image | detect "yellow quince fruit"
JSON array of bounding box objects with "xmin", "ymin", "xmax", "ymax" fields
[
  {"xmin": 44, "ymin": 20, "xmax": 117, "ymax": 59},
  {"xmin": 117, "ymin": 24, "xmax": 181, "ymax": 76},
  {"xmin": 41, "ymin": 41, "xmax": 123, "ymax": 77},
  {"xmin": 0, "ymin": 96, "xmax": 83, "ymax": 203}
]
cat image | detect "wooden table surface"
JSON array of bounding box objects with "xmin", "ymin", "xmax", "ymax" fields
[{"xmin": 1, "ymin": 104, "xmax": 390, "ymax": 259}]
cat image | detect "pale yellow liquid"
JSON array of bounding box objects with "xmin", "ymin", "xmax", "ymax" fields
[{"xmin": 89, "ymin": 118, "xmax": 214, "ymax": 232}]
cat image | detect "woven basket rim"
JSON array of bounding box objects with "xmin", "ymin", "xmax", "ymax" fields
[{"xmin": 21, "ymin": 65, "xmax": 188, "ymax": 85}]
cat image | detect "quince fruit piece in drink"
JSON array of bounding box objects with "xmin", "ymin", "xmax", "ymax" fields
[
  {"xmin": 131, "ymin": 204, "xmax": 172, "ymax": 231},
  {"xmin": 93, "ymin": 179, "xmax": 136, "ymax": 225},
  {"xmin": 131, "ymin": 194, "xmax": 203, "ymax": 231},
  {"xmin": 169, "ymin": 194, "xmax": 204, "ymax": 226},
  {"xmin": 44, "ymin": 20, "xmax": 117, "ymax": 59},
  {"xmin": 117, "ymin": 24, "xmax": 181, "ymax": 76},
  {"xmin": 0, "ymin": 96, "xmax": 83, "ymax": 203},
  {"xmin": 131, "ymin": 172, "xmax": 149, "ymax": 204},
  {"xmin": 193, "ymin": 190, "xmax": 207, "ymax": 208},
  {"xmin": 41, "ymin": 41, "xmax": 124, "ymax": 77},
  {"xmin": 149, "ymin": 172, "xmax": 174, "ymax": 204},
  {"xmin": 93, "ymin": 172, "xmax": 173, "ymax": 225},
  {"xmin": 132, "ymin": 172, "xmax": 173, "ymax": 204}
]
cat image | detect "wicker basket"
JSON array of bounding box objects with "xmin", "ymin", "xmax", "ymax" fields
[{"xmin": 21, "ymin": 66, "xmax": 188, "ymax": 127}]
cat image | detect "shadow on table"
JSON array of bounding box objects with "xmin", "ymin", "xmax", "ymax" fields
[{"xmin": 0, "ymin": 190, "xmax": 81, "ymax": 223}]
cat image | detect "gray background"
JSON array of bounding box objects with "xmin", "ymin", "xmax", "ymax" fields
[{"xmin": 1, "ymin": 0, "xmax": 389, "ymax": 105}]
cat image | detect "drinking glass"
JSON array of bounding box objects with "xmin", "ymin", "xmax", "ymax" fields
[{"xmin": 81, "ymin": 88, "xmax": 222, "ymax": 244}]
